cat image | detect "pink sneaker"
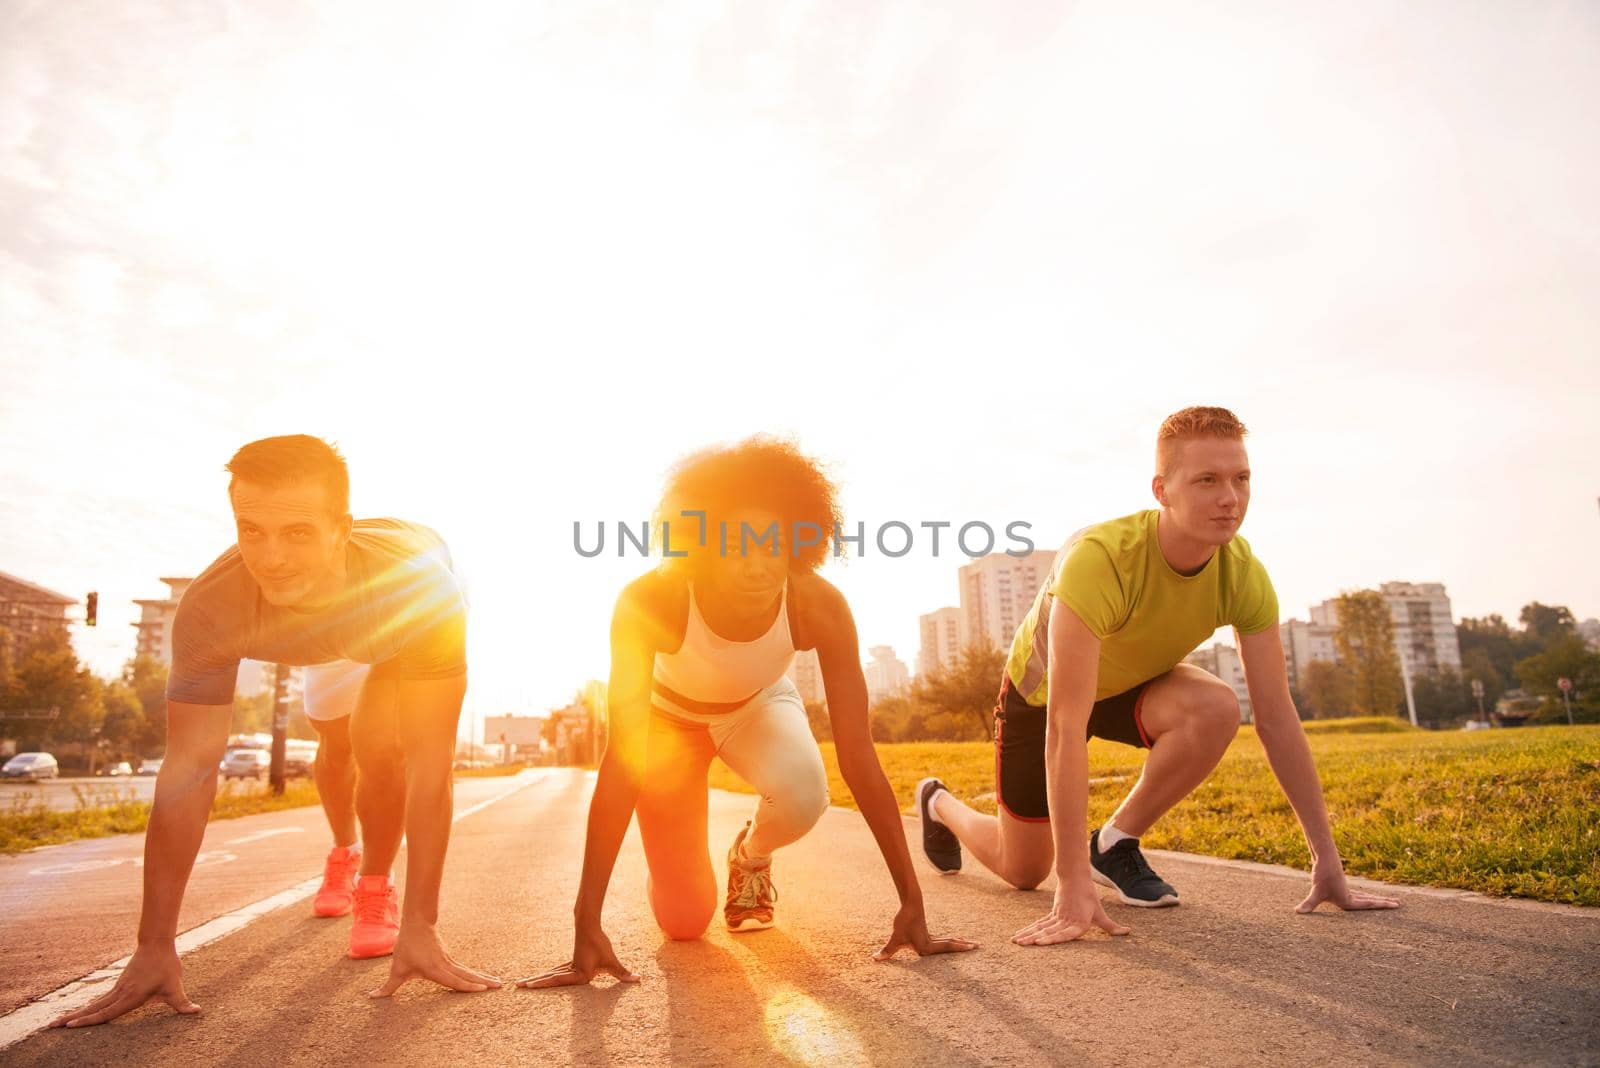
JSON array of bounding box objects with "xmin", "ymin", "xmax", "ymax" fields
[
  {"xmin": 348, "ymin": 874, "xmax": 400, "ymax": 959},
  {"xmin": 312, "ymin": 845, "xmax": 361, "ymax": 918}
]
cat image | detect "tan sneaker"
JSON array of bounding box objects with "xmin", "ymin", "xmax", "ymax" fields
[{"xmin": 724, "ymin": 821, "xmax": 777, "ymax": 932}]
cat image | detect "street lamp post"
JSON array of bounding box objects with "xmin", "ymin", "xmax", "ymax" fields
[
  {"xmin": 1471, "ymin": 677, "xmax": 1486, "ymax": 727},
  {"xmin": 1398, "ymin": 649, "xmax": 1418, "ymax": 728}
]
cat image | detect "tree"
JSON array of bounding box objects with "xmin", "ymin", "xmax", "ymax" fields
[
  {"xmin": 1332, "ymin": 590, "xmax": 1405, "ymax": 718},
  {"xmin": 1515, "ymin": 634, "xmax": 1600, "ymax": 723},
  {"xmin": 910, "ymin": 643, "xmax": 1007, "ymax": 740},
  {"xmin": 0, "ymin": 624, "xmax": 16, "ymax": 708},
  {"xmin": 1459, "ymin": 647, "xmax": 1506, "ymax": 716},
  {"xmin": 233, "ymin": 690, "xmax": 274, "ymax": 734},
  {"xmin": 123, "ymin": 656, "xmax": 170, "ymax": 755},
  {"xmin": 868, "ymin": 692, "xmax": 974, "ymax": 742},
  {"xmin": 99, "ymin": 680, "xmax": 148, "ymax": 762},
  {"xmin": 1299, "ymin": 659, "xmax": 1355, "ymax": 719},
  {"xmin": 1518, "ymin": 602, "xmax": 1576, "ymax": 645},
  {"xmin": 1411, "ymin": 667, "xmax": 1472, "ymax": 728},
  {"xmin": 1457, "ymin": 614, "xmax": 1528, "ymax": 688},
  {"xmin": 578, "ymin": 679, "xmax": 608, "ymax": 761},
  {"xmin": 10, "ymin": 628, "xmax": 102, "ymax": 751},
  {"xmin": 803, "ymin": 701, "xmax": 831, "ymax": 742}
]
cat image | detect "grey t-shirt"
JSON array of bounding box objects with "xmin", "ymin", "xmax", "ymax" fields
[{"xmin": 167, "ymin": 518, "xmax": 467, "ymax": 705}]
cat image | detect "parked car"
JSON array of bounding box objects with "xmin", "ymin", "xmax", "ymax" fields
[
  {"xmin": 105, "ymin": 761, "xmax": 134, "ymax": 777},
  {"xmin": 2, "ymin": 752, "xmax": 60, "ymax": 781},
  {"xmin": 135, "ymin": 758, "xmax": 164, "ymax": 776},
  {"xmin": 284, "ymin": 739, "xmax": 318, "ymax": 778},
  {"xmin": 220, "ymin": 749, "xmax": 270, "ymax": 781}
]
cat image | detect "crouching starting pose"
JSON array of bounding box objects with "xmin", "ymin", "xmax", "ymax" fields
[
  {"xmin": 917, "ymin": 407, "xmax": 1400, "ymax": 946},
  {"xmin": 521, "ymin": 436, "xmax": 976, "ymax": 988}
]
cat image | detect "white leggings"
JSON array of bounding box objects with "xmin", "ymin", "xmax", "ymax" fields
[{"xmin": 637, "ymin": 675, "xmax": 830, "ymax": 939}]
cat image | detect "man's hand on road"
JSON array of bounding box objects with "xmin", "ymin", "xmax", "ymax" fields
[
  {"xmin": 1297, "ymin": 862, "xmax": 1401, "ymax": 913},
  {"xmin": 516, "ymin": 924, "xmax": 641, "ymax": 989},
  {"xmin": 368, "ymin": 924, "xmax": 502, "ymax": 998},
  {"xmin": 872, "ymin": 901, "xmax": 979, "ymax": 961},
  {"xmin": 1012, "ymin": 877, "xmax": 1130, "ymax": 946},
  {"xmin": 49, "ymin": 940, "xmax": 198, "ymax": 1029}
]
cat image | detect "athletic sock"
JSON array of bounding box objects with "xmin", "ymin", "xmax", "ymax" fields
[
  {"xmin": 1098, "ymin": 822, "xmax": 1133, "ymax": 852},
  {"xmin": 926, "ymin": 787, "xmax": 950, "ymax": 826}
]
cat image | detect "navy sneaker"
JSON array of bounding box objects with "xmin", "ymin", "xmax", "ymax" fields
[
  {"xmin": 1089, "ymin": 828, "xmax": 1178, "ymax": 907},
  {"xmin": 916, "ymin": 777, "xmax": 962, "ymax": 874}
]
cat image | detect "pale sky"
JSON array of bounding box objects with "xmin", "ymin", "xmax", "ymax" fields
[{"xmin": 3, "ymin": 2, "xmax": 1597, "ymax": 729}]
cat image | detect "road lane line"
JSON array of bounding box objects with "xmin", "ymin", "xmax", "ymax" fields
[
  {"xmin": 225, "ymin": 827, "xmax": 306, "ymax": 846},
  {"xmin": 0, "ymin": 770, "xmax": 548, "ymax": 1051}
]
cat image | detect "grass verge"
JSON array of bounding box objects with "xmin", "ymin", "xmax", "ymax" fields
[
  {"xmin": 708, "ymin": 721, "xmax": 1600, "ymax": 906},
  {"xmin": 0, "ymin": 779, "xmax": 323, "ymax": 855}
]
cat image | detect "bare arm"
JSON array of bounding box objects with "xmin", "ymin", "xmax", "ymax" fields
[
  {"xmin": 1238, "ymin": 626, "xmax": 1398, "ymax": 913},
  {"xmin": 1043, "ymin": 600, "xmax": 1102, "ymax": 890},
  {"xmin": 519, "ymin": 590, "xmax": 653, "ymax": 987},
  {"xmin": 1013, "ymin": 599, "xmax": 1129, "ymax": 945},
  {"xmin": 52, "ymin": 700, "xmax": 232, "ymax": 1027},
  {"xmin": 816, "ymin": 582, "xmax": 976, "ymax": 960},
  {"xmin": 395, "ymin": 674, "xmax": 469, "ymax": 930},
  {"xmin": 368, "ymin": 673, "xmax": 506, "ymax": 997}
]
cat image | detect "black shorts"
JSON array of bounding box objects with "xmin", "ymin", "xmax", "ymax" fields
[{"xmin": 993, "ymin": 673, "xmax": 1153, "ymax": 822}]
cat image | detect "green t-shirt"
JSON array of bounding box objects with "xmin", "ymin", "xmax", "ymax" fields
[{"xmin": 1005, "ymin": 509, "xmax": 1278, "ymax": 705}]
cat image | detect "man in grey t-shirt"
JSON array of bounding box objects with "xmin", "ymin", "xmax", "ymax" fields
[{"xmin": 54, "ymin": 435, "xmax": 500, "ymax": 1030}]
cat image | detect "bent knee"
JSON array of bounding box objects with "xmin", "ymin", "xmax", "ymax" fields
[
  {"xmin": 1199, "ymin": 687, "xmax": 1241, "ymax": 739},
  {"xmin": 775, "ymin": 781, "xmax": 829, "ymax": 833},
  {"xmin": 1002, "ymin": 859, "xmax": 1053, "ymax": 891},
  {"xmin": 649, "ymin": 884, "xmax": 715, "ymax": 941},
  {"xmin": 658, "ymin": 912, "xmax": 713, "ymax": 941}
]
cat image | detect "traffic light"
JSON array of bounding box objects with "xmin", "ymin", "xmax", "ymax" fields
[{"xmin": 85, "ymin": 591, "xmax": 98, "ymax": 627}]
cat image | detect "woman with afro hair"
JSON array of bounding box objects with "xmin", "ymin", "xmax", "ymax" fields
[{"xmin": 521, "ymin": 436, "xmax": 976, "ymax": 988}]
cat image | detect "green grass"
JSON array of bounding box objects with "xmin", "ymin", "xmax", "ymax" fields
[
  {"xmin": 0, "ymin": 779, "xmax": 324, "ymax": 855},
  {"xmin": 1298, "ymin": 716, "xmax": 1421, "ymax": 734},
  {"xmin": 708, "ymin": 722, "xmax": 1600, "ymax": 907}
]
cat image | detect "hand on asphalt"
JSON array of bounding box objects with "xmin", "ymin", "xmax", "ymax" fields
[
  {"xmin": 1012, "ymin": 876, "xmax": 1130, "ymax": 946},
  {"xmin": 1297, "ymin": 864, "xmax": 1402, "ymax": 913},
  {"xmin": 516, "ymin": 924, "xmax": 641, "ymax": 988},
  {"xmin": 49, "ymin": 940, "xmax": 199, "ymax": 1029},
  {"xmin": 368, "ymin": 924, "xmax": 503, "ymax": 998},
  {"xmin": 872, "ymin": 901, "xmax": 980, "ymax": 961}
]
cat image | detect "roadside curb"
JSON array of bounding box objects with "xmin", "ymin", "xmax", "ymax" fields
[{"xmin": 701, "ymin": 790, "xmax": 1600, "ymax": 921}]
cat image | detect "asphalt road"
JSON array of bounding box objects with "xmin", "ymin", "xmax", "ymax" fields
[{"xmin": 3, "ymin": 768, "xmax": 1597, "ymax": 1066}]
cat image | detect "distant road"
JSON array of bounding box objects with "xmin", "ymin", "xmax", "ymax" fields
[{"xmin": 0, "ymin": 777, "xmax": 163, "ymax": 813}]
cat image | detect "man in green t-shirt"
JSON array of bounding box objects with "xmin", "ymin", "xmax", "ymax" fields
[{"xmin": 916, "ymin": 406, "xmax": 1398, "ymax": 944}]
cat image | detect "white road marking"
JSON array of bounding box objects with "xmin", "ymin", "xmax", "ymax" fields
[
  {"xmin": 28, "ymin": 850, "xmax": 237, "ymax": 877},
  {"xmin": 27, "ymin": 859, "xmax": 127, "ymax": 877},
  {"xmin": 225, "ymin": 827, "xmax": 305, "ymax": 846},
  {"xmin": 0, "ymin": 770, "xmax": 548, "ymax": 1050}
]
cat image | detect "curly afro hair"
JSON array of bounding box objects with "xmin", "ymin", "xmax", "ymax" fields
[{"xmin": 653, "ymin": 435, "xmax": 845, "ymax": 576}]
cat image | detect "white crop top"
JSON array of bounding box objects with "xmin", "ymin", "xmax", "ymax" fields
[{"xmin": 652, "ymin": 580, "xmax": 796, "ymax": 705}]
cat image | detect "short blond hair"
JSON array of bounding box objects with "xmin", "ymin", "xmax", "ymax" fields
[{"xmin": 1156, "ymin": 406, "xmax": 1247, "ymax": 478}]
